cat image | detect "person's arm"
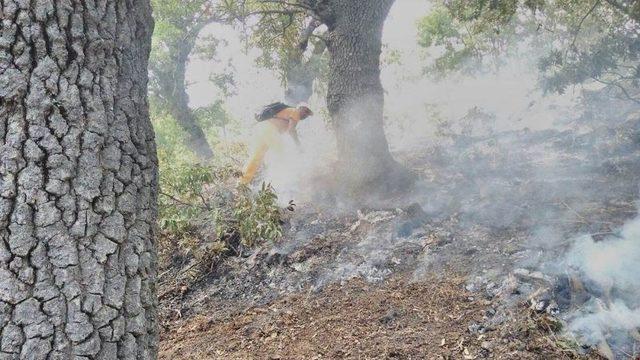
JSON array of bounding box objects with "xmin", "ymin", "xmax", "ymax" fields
[{"xmin": 287, "ymin": 118, "xmax": 302, "ymax": 149}]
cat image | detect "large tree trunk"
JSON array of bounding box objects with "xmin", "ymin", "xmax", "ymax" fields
[
  {"xmin": 320, "ymin": 0, "xmax": 413, "ymax": 195},
  {"xmin": 0, "ymin": 0, "xmax": 157, "ymax": 358}
]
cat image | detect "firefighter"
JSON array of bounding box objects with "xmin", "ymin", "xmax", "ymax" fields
[{"xmin": 239, "ymin": 103, "xmax": 314, "ymax": 185}]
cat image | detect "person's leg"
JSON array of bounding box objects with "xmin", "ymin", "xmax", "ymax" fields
[
  {"xmin": 240, "ymin": 142, "xmax": 269, "ymax": 185},
  {"xmin": 240, "ymin": 122, "xmax": 283, "ymax": 185}
]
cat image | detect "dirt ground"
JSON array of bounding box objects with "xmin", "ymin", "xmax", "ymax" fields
[{"xmin": 160, "ymin": 273, "xmax": 600, "ymax": 359}]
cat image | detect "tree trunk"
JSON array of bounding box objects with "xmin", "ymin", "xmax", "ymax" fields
[
  {"xmin": 284, "ymin": 20, "xmax": 326, "ymax": 105},
  {"xmin": 284, "ymin": 63, "xmax": 316, "ymax": 104},
  {"xmin": 165, "ymin": 38, "xmax": 214, "ymax": 162},
  {"xmin": 284, "ymin": 40, "xmax": 326, "ymax": 105},
  {"xmin": 321, "ymin": 0, "xmax": 413, "ymax": 195},
  {"xmin": 0, "ymin": 0, "xmax": 157, "ymax": 358}
]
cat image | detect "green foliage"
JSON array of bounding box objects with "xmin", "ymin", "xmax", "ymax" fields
[
  {"xmin": 417, "ymin": 1, "xmax": 530, "ymax": 76},
  {"xmin": 228, "ymin": 1, "xmax": 307, "ymax": 75},
  {"xmin": 160, "ymin": 173, "xmax": 284, "ymax": 272},
  {"xmin": 149, "ymin": 0, "xmax": 235, "ymax": 105},
  {"xmin": 154, "ymin": 99, "xmax": 284, "ymax": 274},
  {"xmin": 417, "ymin": 7, "xmax": 460, "ymax": 49},
  {"xmin": 151, "ymin": 0, "xmax": 207, "ymax": 24},
  {"xmin": 253, "ymin": 15, "xmax": 305, "ymax": 74},
  {"xmin": 150, "ymin": 0, "xmax": 211, "ymax": 65},
  {"xmin": 151, "ymin": 95, "xmax": 238, "ymax": 151},
  {"xmin": 158, "ymin": 162, "xmax": 215, "ymax": 235},
  {"xmin": 224, "ymin": 1, "xmax": 329, "ymax": 94},
  {"xmin": 193, "ymin": 99, "xmax": 238, "ymax": 140},
  {"xmin": 159, "ymin": 160, "xmax": 216, "ymax": 258},
  {"xmin": 154, "ymin": 106, "xmax": 213, "ymax": 235},
  {"xmin": 382, "ymin": 45, "xmax": 403, "ymax": 66},
  {"xmin": 418, "ymin": 0, "xmax": 640, "ymax": 100},
  {"xmin": 218, "ymin": 183, "xmax": 284, "ymax": 249},
  {"xmin": 210, "ymin": 71, "xmax": 238, "ymax": 98},
  {"xmin": 157, "ymin": 152, "xmax": 285, "ymax": 273}
]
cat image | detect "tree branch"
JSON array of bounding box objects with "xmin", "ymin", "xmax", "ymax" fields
[
  {"xmin": 240, "ymin": 9, "xmax": 305, "ymax": 20},
  {"xmin": 310, "ymin": 33, "xmax": 328, "ymax": 44},
  {"xmin": 310, "ymin": 34, "xmax": 327, "ymax": 55},
  {"xmin": 570, "ymin": 0, "xmax": 601, "ymax": 52},
  {"xmin": 257, "ymin": 0, "xmax": 314, "ymax": 11},
  {"xmin": 296, "ymin": 18, "xmax": 321, "ymax": 51},
  {"xmin": 592, "ymin": 77, "xmax": 640, "ymax": 104}
]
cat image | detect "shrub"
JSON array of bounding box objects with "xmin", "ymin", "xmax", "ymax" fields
[
  {"xmin": 223, "ymin": 183, "xmax": 283, "ymax": 249},
  {"xmin": 158, "ymin": 156, "xmax": 285, "ymax": 270},
  {"xmin": 152, "ymin": 100, "xmax": 286, "ymax": 278}
]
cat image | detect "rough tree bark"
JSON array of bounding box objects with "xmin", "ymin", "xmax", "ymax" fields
[
  {"xmin": 307, "ymin": 0, "xmax": 413, "ymax": 194},
  {"xmin": 0, "ymin": 0, "xmax": 157, "ymax": 358},
  {"xmin": 151, "ymin": 26, "xmax": 214, "ymax": 162}
]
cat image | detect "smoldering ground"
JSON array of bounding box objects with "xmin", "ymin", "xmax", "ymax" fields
[
  {"xmin": 254, "ymin": 53, "xmax": 640, "ymax": 358},
  {"xmin": 545, "ymin": 215, "xmax": 640, "ymax": 356},
  {"xmin": 180, "ymin": 3, "xmax": 640, "ymax": 357}
]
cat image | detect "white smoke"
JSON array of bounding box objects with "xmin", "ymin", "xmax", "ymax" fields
[
  {"xmin": 569, "ymin": 301, "xmax": 640, "ymax": 345},
  {"xmin": 380, "ymin": 3, "xmax": 640, "ymax": 355},
  {"xmin": 561, "ymin": 214, "xmax": 640, "ymax": 347},
  {"xmin": 259, "ymin": 116, "xmax": 336, "ymax": 206},
  {"xmin": 567, "ymin": 225, "xmax": 640, "ymax": 292}
]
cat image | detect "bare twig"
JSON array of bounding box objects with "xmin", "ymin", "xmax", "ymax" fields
[
  {"xmin": 160, "ymin": 191, "xmax": 209, "ymax": 211},
  {"xmin": 560, "ymin": 200, "xmax": 589, "ymax": 223},
  {"xmin": 198, "ymin": 193, "xmax": 212, "ymax": 211}
]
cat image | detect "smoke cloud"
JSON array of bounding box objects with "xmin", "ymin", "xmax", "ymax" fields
[{"xmin": 559, "ymin": 214, "xmax": 640, "ymax": 348}]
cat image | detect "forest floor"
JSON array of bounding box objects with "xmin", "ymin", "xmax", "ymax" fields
[
  {"xmin": 159, "ymin": 274, "xmax": 595, "ymax": 359},
  {"xmin": 157, "ymin": 119, "xmax": 640, "ymax": 359}
]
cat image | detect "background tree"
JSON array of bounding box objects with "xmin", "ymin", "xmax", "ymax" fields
[
  {"xmin": 305, "ymin": 0, "xmax": 413, "ymax": 192},
  {"xmin": 149, "ymin": 0, "xmax": 234, "ymax": 161},
  {"xmin": 251, "ymin": 13, "xmax": 328, "ymax": 104},
  {"xmin": 229, "ymin": 1, "xmax": 329, "ymax": 104},
  {"xmin": 418, "ymin": 0, "xmax": 640, "ymax": 103},
  {"xmin": 282, "ymin": 19, "xmax": 327, "ymax": 104},
  {"xmin": 0, "ymin": 1, "xmax": 157, "ymax": 358}
]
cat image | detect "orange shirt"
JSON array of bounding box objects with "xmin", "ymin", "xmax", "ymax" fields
[{"xmin": 268, "ymin": 107, "xmax": 301, "ymax": 133}]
